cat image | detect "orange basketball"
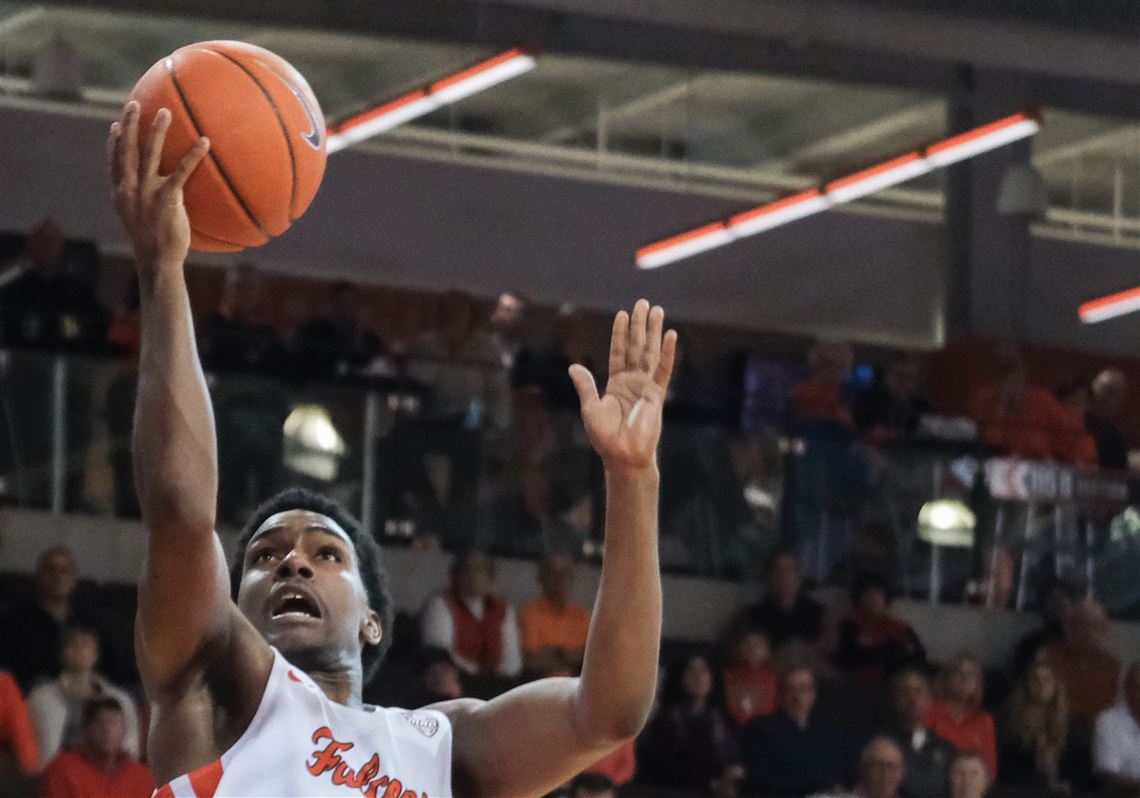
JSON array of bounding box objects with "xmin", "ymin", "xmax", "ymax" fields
[{"xmin": 129, "ymin": 41, "xmax": 327, "ymax": 253}]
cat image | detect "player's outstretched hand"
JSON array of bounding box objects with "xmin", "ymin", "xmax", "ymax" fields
[
  {"xmin": 569, "ymin": 299, "xmax": 677, "ymax": 472},
  {"xmin": 108, "ymin": 100, "xmax": 210, "ymax": 272}
]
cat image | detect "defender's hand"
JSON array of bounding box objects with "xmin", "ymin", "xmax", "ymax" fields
[
  {"xmin": 108, "ymin": 101, "xmax": 209, "ymax": 273},
  {"xmin": 569, "ymin": 299, "xmax": 677, "ymax": 473}
]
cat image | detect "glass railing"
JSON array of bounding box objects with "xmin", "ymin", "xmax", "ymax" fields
[{"xmin": 2, "ymin": 343, "xmax": 1136, "ymax": 618}]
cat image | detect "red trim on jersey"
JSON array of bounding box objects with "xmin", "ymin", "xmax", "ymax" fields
[
  {"xmin": 154, "ymin": 785, "xmax": 175, "ymax": 798},
  {"xmin": 288, "ymin": 670, "xmax": 302, "ymax": 683},
  {"xmin": 188, "ymin": 758, "xmax": 224, "ymax": 798}
]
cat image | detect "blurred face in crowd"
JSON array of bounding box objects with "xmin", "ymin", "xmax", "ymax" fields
[
  {"xmin": 1125, "ymin": 664, "xmax": 1140, "ymax": 720},
  {"xmin": 1027, "ymin": 663, "xmax": 1058, "ymax": 706},
  {"xmin": 859, "ymin": 738, "xmax": 905, "ymax": 798},
  {"xmin": 781, "ymin": 668, "xmax": 817, "ymax": 723},
  {"xmin": 1058, "ymin": 384, "xmax": 1090, "ymax": 418},
  {"xmin": 538, "ymin": 553, "xmax": 576, "ymax": 608},
  {"xmin": 949, "ymin": 754, "xmax": 990, "ymax": 798},
  {"xmin": 736, "ymin": 632, "xmax": 771, "ymax": 669},
  {"xmin": 423, "ymin": 660, "xmax": 462, "ymax": 701},
  {"xmin": 219, "ymin": 264, "xmax": 263, "ymax": 320},
  {"xmin": 682, "ymin": 656, "xmax": 713, "ymax": 703},
  {"xmin": 767, "ymin": 553, "xmax": 802, "ymax": 605},
  {"xmin": 1092, "ymin": 369, "xmax": 1127, "ymax": 417},
  {"xmin": 490, "ymin": 292, "xmax": 526, "ymax": 337},
  {"xmin": 1065, "ymin": 599, "xmax": 1109, "ymax": 650},
  {"xmin": 36, "ymin": 546, "xmax": 78, "ymax": 606},
  {"xmin": 85, "ymin": 706, "xmax": 128, "ymax": 760},
  {"xmin": 947, "ymin": 659, "xmax": 982, "ymax": 706},
  {"xmin": 885, "ymin": 359, "xmax": 920, "ymax": 400},
  {"xmin": 1043, "ymin": 585, "xmax": 1075, "ymax": 626},
  {"xmin": 894, "ymin": 671, "xmax": 932, "ymax": 729},
  {"xmin": 452, "ymin": 551, "xmax": 493, "ymax": 601},
  {"xmin": 62, "ymin": 629, "xmax": 100, "ymax": 675},
  {"xmin": 857, "ymin": 585, "xmax": 889, "ymax": 617}
]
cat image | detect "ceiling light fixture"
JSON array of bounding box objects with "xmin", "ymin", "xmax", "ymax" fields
[{"xmin": 1079, "ymin": 286, "xmax": 1140, "ymax": 324}]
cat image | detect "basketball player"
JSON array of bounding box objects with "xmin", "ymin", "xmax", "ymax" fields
[{"xmin": 108, "ymin": 99, "xmax": 676, "ymax": 798}]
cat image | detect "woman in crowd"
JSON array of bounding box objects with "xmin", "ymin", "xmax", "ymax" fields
[
  {"xmin": 640, "ymin": 653, "xmax": 743, "ymax": 795},
  {"xmin": 949, "ymin": 750, "xmax": 992, "ymax": 798},
  {"xmin": 927, "ymin": 655, "xmax": 998, "ymax": 779},
  {"xmin": 835, "ymin": 572, "xmax": 926, "ymax": 687},
  {"xmin": 999, "ymin": 660, "xmax": 1073, "ymax": 793},
  {"xmin": 721, "ymin": 629, "xmax": 778, "ymax": 727}
]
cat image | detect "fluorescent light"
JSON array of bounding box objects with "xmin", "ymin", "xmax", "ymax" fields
[
  {"xmin": 826, "ymin": 154, "xmax": 931, "ymax": 204},
  {"xmin": 636, "ymin": 222, "xmax": 735, "ymax": 270},
  {"xmin": 327, "ymin": 49, "xmax": 536, "ymax": 153},
  {"xmin": 634, "ymin": 111, "xmax": 1042, "ymax": 268},
  {"xmin": 1079, "ymin": 286, "xmax": 1140, "ymax": 324}
]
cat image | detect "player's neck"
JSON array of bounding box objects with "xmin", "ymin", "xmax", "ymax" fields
[{"xmin": 309, "ymin": 668, "xmax": 364, "ymax": 709}]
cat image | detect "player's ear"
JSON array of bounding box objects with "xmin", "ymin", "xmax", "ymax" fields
[{"xmin": 360, "ymin": 608, "xmax": 382, "ymax": 647}]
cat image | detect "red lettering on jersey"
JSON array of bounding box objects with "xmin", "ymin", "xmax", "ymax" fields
[{"xmin": 308, "ymin": 726, "xmax": 427, "ymax": 798}]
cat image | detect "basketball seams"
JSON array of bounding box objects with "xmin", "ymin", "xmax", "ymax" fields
[
  {"xmin": 163, "ymin": 54, "xmax": 271, "ymax": 243},
  {"xmin": 200, "ymin": 47, "xmax": 300, "ymax": 224}
]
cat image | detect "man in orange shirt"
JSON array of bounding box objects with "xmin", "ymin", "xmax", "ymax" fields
[
  {"xmin": 40, "ymin": 696, "xmax": 154, "ymax": 798},
  {"xmin": 518, "ymin": 553, "xmax": 592, "ymax": 678},
  {"xmin": 1042, "ymin": 598, "xmax": 1121, "ymax": 727},
  {"xmin": 0, "ymin": 671, "xmax": 39, "ymax": 777}
]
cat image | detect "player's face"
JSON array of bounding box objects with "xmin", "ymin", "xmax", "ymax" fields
[{"xmin": 237, "ymin": 510, "xmax": 380, "ymax": 672}]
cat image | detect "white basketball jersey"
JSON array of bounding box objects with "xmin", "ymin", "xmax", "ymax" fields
[{"xmin": 154, "ymin": 648, "xmax": 453, "ymax": 798}]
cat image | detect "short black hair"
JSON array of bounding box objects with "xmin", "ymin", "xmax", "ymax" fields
[
  {"xmin": 230, "ymin": 487, "xmax": 394, "ymax": 683},
  {"xmin": 81, "ymin": 696, "xmax": 124, "ymax": 728}
]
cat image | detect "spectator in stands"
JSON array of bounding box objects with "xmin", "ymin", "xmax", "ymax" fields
[
  {"xmin": 789, "ymin": 341, "xmax": 855, "ymax": 428},
  {"xmin": 881, "ymin": 667, "xmax": 955, "ymax": 798},
  {"xmin": 1043, "ymin": 597, "xmax": 1121, "ymax": 728},
  {"xmin": 420, "ymin": 549, "xmax": 522, "ymax": 678},
  {"xmin": 0, "ymin": 670, "xmax": 39, "ymax": 776},
  {"xmin": 640, "ymin": 653, "xmax": 743, "ymax": 795},
  {"xmin": 1086, "ymin": 368, "xmax": 1130, "ymax": 470},
  {"xmin": 1093, "ymin": 661, "xmax": 1140, "ymax": 794},
  {"xmin": 999, "ymin": 660, "xmax": 1074, "ymax": 793},
  {"xmin": 0, "ymin": 546, "xmax": 102, "ymax": 692},
  {"xmin": 927, "ymin": 655, "xmax": 998, "ymax": 779},
  {"xmin": 196, "ymin": 264, "xmax": 285, "ymax": 374},
  {"xmin": 488, "ymin": 290, "xmax": 529, "ymax": 370},
  {"xmin": 741, "ymin": 665, "xmax": 849, "ymax": 797},
  {"xmin": 948, "ymin": 751, "xmax": 992, "ymax": 798},
  {"xmin": 39, "ymin": 696, "xmax": 153, "ymax": 798},
  {"xmin": 1054, "ymin": 378, "xmax": 1100, "ymax": 466},
  {"xmin": 854, "ymin": 357, "xmax": 930, "ymax": 445},
  {"xmin": 27, "ymin": 627, "xmax": 139, "ymax": 762},
  {"xmin": 968, "ymin": 344, "xmax": 1096, "ymax": 465},
  {"xmin": 1012, "ymin": 577, "xmax": 1076, "ymax": 678},
  {"xmin": 838, "ymin": 736, "xmax": 908, "ymax": 798},
  {"xmin": 567, "ymin": 772, "xmax": 616, "ymax": 798},
  {"xmin": 518, "ymin": 552, "xmax": 591, "ymax": 678},
  {"xmin": 414, "ymin": 646, "xmax": 463, "ymax": 707},
  {"xmin": 722, "ymin": 629, "xmax": 778, "ymax": 727},
  {"xmin": 737, "ymin": 550, "xmax": 829, "ymax": 654},
  {"xmin": 290, "ymin": 280, "xmax": 385, "ymax": 378},
  {"xmin": 835, "ymin": 573, "xmax": 926, "ymax": 688},
  {"xmin": 513, "ymin": 303, "xmax": 594, "ymax": 412}
]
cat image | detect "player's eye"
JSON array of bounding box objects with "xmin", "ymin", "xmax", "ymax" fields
[
  {"xmin": 318, "ymin": 547, "xmax": 342, "ymax": 562},
  {"xmin": 252, "ymin": 549, "xmax": 275, "ymax": 563}
]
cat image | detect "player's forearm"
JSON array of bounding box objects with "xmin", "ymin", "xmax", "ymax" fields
[
  {"xmin": 134, "ymin": 259, "xmax": 217, "ymax": 537},
  {"xmin": 574, "ymin": 465, "xmax": 661, "ymax": 742}
]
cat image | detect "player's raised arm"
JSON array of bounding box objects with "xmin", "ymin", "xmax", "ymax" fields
[
  {"xmin": 439, "ymin": 299, "xmax": 675, "ymax": 798},
  {"xmin": 109, "ymin": 101, "xmax": 252, "ymax": 694}
]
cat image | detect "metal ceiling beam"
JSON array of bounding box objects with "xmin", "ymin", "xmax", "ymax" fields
[
  {"xmin": 540, "ymin": 78, "xmax": 696, "ymax": 143},
  {"xmin": 1035, "ymin": 124, "xmax": 1140, "ymax": 166}
]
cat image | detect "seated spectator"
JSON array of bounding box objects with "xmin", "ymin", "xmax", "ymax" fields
[
  {"xmin": 948, "ymin": 750, "xmax": 992, "ymax": 798},
  {"xmin": 813, "ymin": 737, "xmax": 906, "ymax": 798},
  {"xmin": 968, "ymin": 345, "xmax": 1095, "ymax": 465},
  {"xmin": 999, "ymin": 660, "xmax": 1074, "ymax": 793},
  {"xmin": 567, "ymin": 772, "xmax": 616, "ymax": 798},
  {"xmin": 39, "ymin": 697, "xmax": 153, "ymax": 798},
  {"xmin": 1011, "ymin": 577, "xmax": 1076, "ymax": 678},
  {"xmin": 290, "ymin": 280, "xmax": 385, "ymax": 378},
  {"xmin": 488, "ymin": 290, "xmax": 529, "ymax": 371},
  {"xmin": 1054, "ymin": 378, "xmax": 1099, "ymax": 465},
  {"xmin": 741, "ymin": 665, "xmax": 850, "ymax": 797},
  {"xmin": 420, "ymin": 549, "xmax": 522, "ymax": 678},
  {"xmin": 736, "ymin": 550, "xmax": 829, "ymax": 654},
  {"xmin": 1093, "ymin": 661, "xmax": 1140, "ymax": 794},
  {"xmin": 722, "ymin": 629, "xmax": 778, "ymax": 727},
  {"xmin": 518, "ymin": 552, "xmax": 591, "ymax": 678},
  {"xmin": 789, "ymin": 341, "xmax": 855, "ymax": 428},
  {"xmin": 854, "ymin": 357, "xmax": 930, "ymax": 445},
  {"xmin": 0, "ymin": 671, "xmax": 39, "ymax": 776},
  {"xmin": 27, "ymin": 627, "xmax": 139, "ymax": 763},
  {"xmin": 881, "ymin": 667, "xmax": 955, "ymax": 798},
  {"xmin": 0, "ymin": 546, "xmax": 104, "ymax": 692},
  {"xmin": 835, "ymin": 573, "xmax": 926, "ymax": 688},
  {"xmin": 195, "ymin": 264, "xmax": 286, "ymax": 374},
  {"xmin": 927, "ymin": 655, "xmax": 997, "ymax": 779},
  {"xmin": 1042, "ymin": 598, "xmax": 1121, "ymax": 729},
  {"xmin": 413, "ymin": 647, "xmax": 463, "ymax": 708},
  {"xmin": 641, "ymin": 654, "xmax": 742, "ymax": 795},
  {"xmin": 1086, "ymin": 368, "xmax": 1130, "ymax": 470}
]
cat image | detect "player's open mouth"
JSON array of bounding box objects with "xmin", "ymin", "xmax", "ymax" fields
[{"xmin": 271, "ymin": 588, "xmax": 322, "ymax": 620}]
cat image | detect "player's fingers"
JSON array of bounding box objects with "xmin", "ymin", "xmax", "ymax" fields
[
  {"xmin": 143, "ymin": 108, "xmax": 171, "ymax": 180},
  {"xmin": 645, "ymin": 304, "xmax": 664, "ymax": 372},
  {"xmin": 654, "ymin": 329, "xmax": 678, "ymax": 388},
  {"xmin": 122, "ymin": 101, "xmax": 140, "ymax": 186},
  {"xmin": 608, "ymin": 310, "xmax": 629, "ymax": 377},
  {"xmin": 628, "ymin": 298, "xmax": 649, "ymax": 369},
  {"xmin": 568, "ymin": 364, "xmax": 600, "ymax": 409},
  {"xmin": 163, "ymin": 137, "xmax": 210, "ymax": 197}
]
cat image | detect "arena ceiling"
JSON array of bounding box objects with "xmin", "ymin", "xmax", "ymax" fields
[{"xmin": 0, "ymin": 1, "xmax": 1137, "ymax": 246}]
